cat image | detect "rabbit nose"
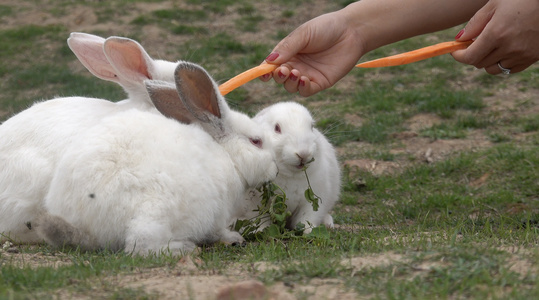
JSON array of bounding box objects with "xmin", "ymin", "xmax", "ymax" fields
[{"xmin": 296, "ymin": 150, "xmax": 313, "ymax": 161}]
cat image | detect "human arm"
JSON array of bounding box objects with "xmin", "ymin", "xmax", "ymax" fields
[{"xmin": 263, "ymin": 0, "xmax": 487, "ymax": 96}]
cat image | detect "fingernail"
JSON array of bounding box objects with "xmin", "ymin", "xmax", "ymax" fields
[
  {"xmin": 455, "ymin": 29, "xmax": 465, "ymax": 40},
  {"xmin": 289, "ymin": 73, "xmax": 298, "ymax": 81},
  {"xmin": 261, "ymin": 73, "xmax": 271, "ymax": 79},
  {"xmin": 265, "ymin": 52, "xmax": 279, "ymax": 62},
  {"xmin": 278, "ymin": 71, "xmax": 286, "ymax": 79},
  {"xmin": 299, "ymin": 79, "xmax": 306, "ymax": 87}
]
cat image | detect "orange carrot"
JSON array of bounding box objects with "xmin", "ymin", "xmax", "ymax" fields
[
  {"xmin": 219, "ymin": 41, "xmax": 472, "ymax": 95},
  {"xmin": 355, "ymin": 40, "xmax": 473, "ymax": 68},
  {"xmin": 219, "ymin": 63, "xmax": 278, "ymax": 96}
]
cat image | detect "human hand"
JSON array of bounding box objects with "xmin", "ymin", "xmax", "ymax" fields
[
  {"xmin": 261, "ymin": 10, "xmax": 364, "ymax": 96},
  {"xmin": 452, "ymin": 0, "xmax": 539, "ymax": 75}
]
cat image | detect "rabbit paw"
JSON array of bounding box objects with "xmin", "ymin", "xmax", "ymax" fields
[
  {"xmin": 219, "ymin": 229, "xmax": 245, "ymax": 246},
  {"xmin": 161, "ymin": 240, "xmax": 198, "ymax": 257},
  {"xmin": 322, "ymin": 214, "xmax": 334, "ymax": 228}
]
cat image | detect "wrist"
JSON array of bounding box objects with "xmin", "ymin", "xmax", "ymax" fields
[
  {"xmin": 337, "ymin": 2, "xmax": 371, "ymax": 58},
  {"xmin": 338, "ymin": 0, "xmax": 403, "ymax": 55}
]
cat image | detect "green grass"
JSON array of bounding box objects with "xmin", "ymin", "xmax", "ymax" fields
[
  {"xmin": 0, "ymin": 25, "xmax": 64, "ymax": 59},
  {"xmin": 235, "ymin": 4, "xmax": 265, "ymax": 32},
  {"xmin": 131, "ymin": 7, "xmax": 208, "ymax": 28},
  {"xmin": 0, "ymin": 5, "xmax": 12, "ymax": 19},
  {"xmin": 316, "ymin": 116, "xmax": 363, "ymax": 145},
  {"xmin": 0, "ymin": 247, "xmax": 177, "ymax": 298},
  {"xmin": 521, "ymin": 115, "xmax": 539, "ymax": 132},
  {"xmin": 1, "ymin": 1, "xmax": 538, "ymax": 299},
  {"xmin": 419, "ymin": 114, "xmax": 492, "ymax": 140},
  {"xmin": 348, "ymin": 245, "xmax": 538, "ymax": 299}
]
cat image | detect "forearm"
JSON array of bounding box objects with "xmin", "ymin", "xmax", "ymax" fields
[{"xmin": 340, "ymin": 0, "xmax": 488, "ymax": 54}]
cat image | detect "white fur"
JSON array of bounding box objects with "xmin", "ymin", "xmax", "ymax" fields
[
  {"xmin": 238, "ymin": 102, "xmax": 341, "ymax": 234},
  {"xmin": 0, "ymin": 33, "xmax": 179, "ymax": 242},
  {"xmin": 35, "ymin": 62, "xmax": 278, "ymax": 255}
]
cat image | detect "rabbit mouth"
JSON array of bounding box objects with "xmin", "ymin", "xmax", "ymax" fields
[
  {"xmin": 295, "ymin": 157, "xmax": 314, "ymax": 170},
  {"xmin": 280, "ymin": 161, "xmax": 306, "ymax": 174},
  {"xmin": 294, "ymin": 153, "xmax": 314, "ymax": 170},
  {"xmin": 280, "ymin": 153, "xmax": 314, "ymax": 173}
]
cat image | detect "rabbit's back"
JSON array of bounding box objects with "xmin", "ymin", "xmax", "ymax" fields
[
  {"xmin": 0, "ymin": 97, "xmax": 147, "ymax": 242},
  {"xmin": 44, "ymin": 109, "xmax": 241, "ymax": 249}
]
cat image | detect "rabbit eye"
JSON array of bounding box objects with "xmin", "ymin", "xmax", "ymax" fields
[
  {"xmin": 275, "ymin": 124, "xmax": 281, "ymax": 134},
  {"xmin": 250, "ymin": 138, "xmax": 263, "ymax": 148}
]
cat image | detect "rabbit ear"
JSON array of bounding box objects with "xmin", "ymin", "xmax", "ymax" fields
[
  {"xmin": 145, "ymin": 81, "xmax": 195, "ymax": 124},
  {"xmin": 67, "ymin": 32, "xmax": 122, "ymax": 84},
  {"xmin": 173, "ymin": 63, "xmax": 226, "ymax": 128},
  {"xmin": 103, "ymin": 37, "xmax": 154, "ymax": 88},
  {"xmin": 149, "ymin": 62, "xmax": 228, "ymax": 137}
]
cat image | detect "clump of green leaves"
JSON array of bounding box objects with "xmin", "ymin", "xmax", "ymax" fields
[
  {"xmin": 233, "ymin": 182, "xmax": 296, "ymax": 240},
  {"xmin": 233, "ymin": 164, "xmax": 327, "ymax": 241}
]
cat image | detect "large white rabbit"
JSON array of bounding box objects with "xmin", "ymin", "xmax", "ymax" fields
[
  {"xmin": 0, "ymin": 33, "xmax": 180, "ymax": 243},
  {"xmin": 34, "ymin": 62, "xmax": 278, "ymax": 256},
  {"xmin": 238, "ymin": 102, "xmax": 341, "ymax": 234}
]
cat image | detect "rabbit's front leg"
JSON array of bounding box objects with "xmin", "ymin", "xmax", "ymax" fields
[
  {"xmin": 322, "ymin": 213, "xmax": 335, "ymax": 228},
  {"xmin": 290, "ymin": 206, "xmax": 326, "ymax": 234},
  {"xmin": 165, "ymin": 239, "xmax": 198, "ymax": 256},
  {"xmin": 124, "ymin": 220, "xmax": 197, "ymax": 256}
]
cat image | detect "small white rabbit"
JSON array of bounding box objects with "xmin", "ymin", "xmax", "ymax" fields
[
  {"xmin": 0, "ymin": 33, "xmax": 180, "ymax": 243},
  {"xmin": 34, "ymin": 62, "xmax": 278, "ymax": 256},
  {"xmin": 238, "ymin": 102, "xmax": 341, "ymax": 234}
]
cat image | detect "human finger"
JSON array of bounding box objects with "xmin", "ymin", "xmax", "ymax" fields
[
  {"xmin": 259, "ymin": 72, "xmax": 272, "ymax": 82},
  {"xmin": 484, "ymin": 61, "xmax": 531, "ymax": 75},
  {"xmin": 272, "ymin": 66, "xmax": 291, "ymax": 84},
  {"xmin": 282, "ymin": 69, "xmax": 301, "ymax": 93},
  {"xmin": 297, "ymin": 76, "xmax": 323, "ymax": 97},
  {"xmin": 265, "ymin": 25, "xmax": 311, "ymax": 65},
  {"xmin": 455, "ymin": 2, "xmax": 494, "ymax": 42},
  {"xmin": 451, "ymin": 32, "xmax": 496, "ymax": 67}
]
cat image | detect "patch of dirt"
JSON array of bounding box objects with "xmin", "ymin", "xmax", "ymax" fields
[
  {"xmin": 400, "ymin": 133, "xmax": 492, "ymax": 160},
  {"xmin": 496, "ymin": 246, "xmax": 538, "ymax": 278},
  {"xmin": 1, "ymin": 244, "xmax": 408, "ymax": 299},
  {"xmin": 347, "ymin": 252, "xmax": 405, "ymax": 273},
  {"xmin": 343, "ymin": 158, "xmax": 402, "ymax": 176},
  {"xmin": 0, "ymin": 244, "xmax": 72, "ymax": 269},
  {"xmin": 340, "ymin": 131, "xmax": 492, "ymax": 176},
  {"xmin": 405, "ymin": 113, "xmax": 443, "ymax": 131},
  {"xmin": 107, "ymin": 252, "xmax": 406, "ymax": 300}
]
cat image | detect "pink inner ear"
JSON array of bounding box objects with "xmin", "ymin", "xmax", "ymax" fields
[
  {"xmin": 69, "ymin": 38, "xmax": 120, "ymax": 83},
  {"xmin": 105, "ymin": 39, "xmax": 152, "ymax": 84},
  {"xmin": 148, "ymin": 85, "xmax": 193, "ymax": 124},
  {"xmin": 178, "ymin": 67, "xmax": 221, "ymax": 119}
]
